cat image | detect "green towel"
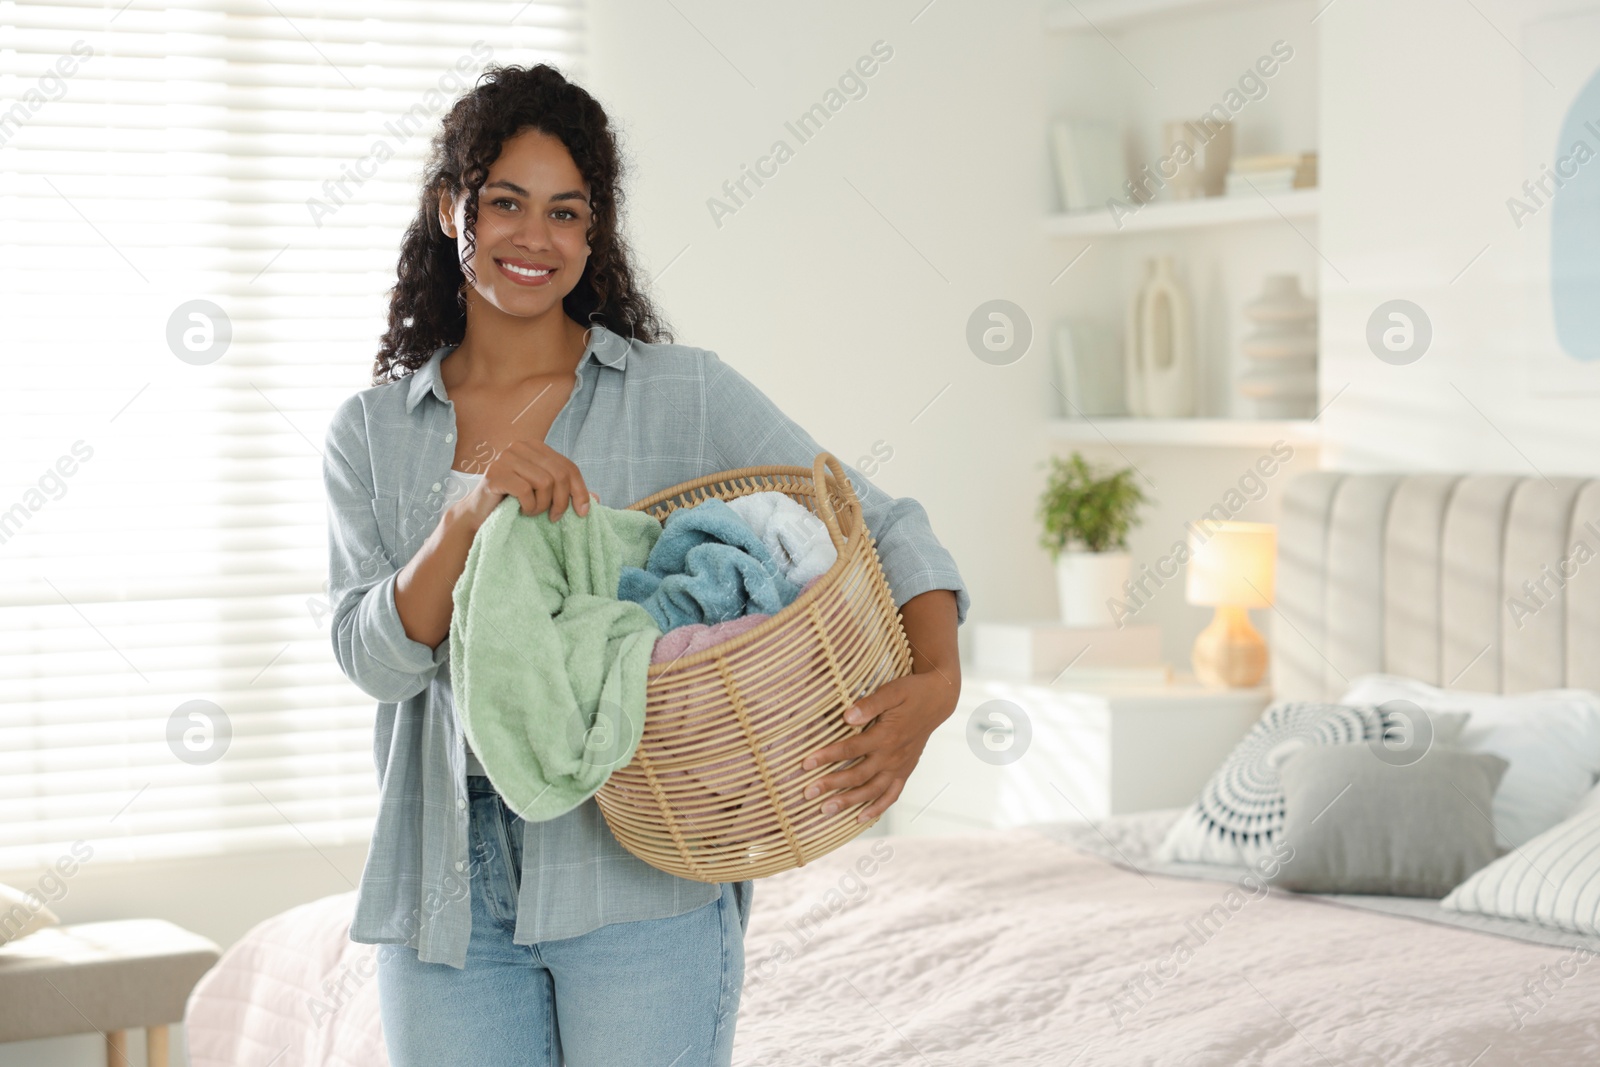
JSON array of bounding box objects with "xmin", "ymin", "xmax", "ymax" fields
[{"xmin": 450, "ymin": 494, "xmax": 665, "ymax": 821}]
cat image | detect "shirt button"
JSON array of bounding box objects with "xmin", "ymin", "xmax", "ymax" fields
[
  {"xmin": 455, "ymin": 860, "xmax": 466, "ymax": 872},
  {"xmin": 432, "ymin": 482, "xmax": 442, "ymax": 492},
  {"xmin": 445, "ymin": 433, "xmax": 454, "ymax": 442},
  {"xmin": 458, "ymin": 796, "xmax": 466, "ymax": 811}
]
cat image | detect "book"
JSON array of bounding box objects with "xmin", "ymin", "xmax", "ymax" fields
[
  {"xmin": 1226, "ymin": 151, "xmax": 1317, "ymax": 196},
  {"xmin": 1050, "ymin": 118, "xmax": 1125, "ymax": 213},
  {"xmin": 1231, "ymin": 153, "xmax": 1307, "ymax": 172},
  {"xmin": 1226, "ymin": 169, "xmax": 1297, "ymax": 196},
  {"xmin": 1053, "ymin": 320, "xmax": 1126, "ymax": 418}
]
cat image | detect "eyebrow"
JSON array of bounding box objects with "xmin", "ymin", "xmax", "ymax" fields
[{"xmin": 484, "ymin": 180, "xmax": 589, "ymax": 204}]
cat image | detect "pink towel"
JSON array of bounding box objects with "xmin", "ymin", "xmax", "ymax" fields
[
  {"xmin": 649, "ymin": 612, "xmax": 772, "ymax": 664},
  {"xmin": 648, "ymin": 575, "xmax": 823, "ymax": 664}
]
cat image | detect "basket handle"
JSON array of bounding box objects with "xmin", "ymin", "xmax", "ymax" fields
[{"xmin": 811, "ymin": 452, "xmax": 857, "ymax": 553}]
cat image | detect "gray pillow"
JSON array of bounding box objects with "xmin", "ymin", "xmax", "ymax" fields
[
  {"xmin": 1268, "ymin": 743, "xmax": 1508, "ymax": 898},
  {"xmin": 1156, "ymin": 702, "xmax": 1471, "ymax": 869}
]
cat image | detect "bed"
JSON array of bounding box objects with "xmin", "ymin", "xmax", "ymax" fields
[{"xmin": 185, "ymin": 471, "xmax": 1600, "ymax": 1064}]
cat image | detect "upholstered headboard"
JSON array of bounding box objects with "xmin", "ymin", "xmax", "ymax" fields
[{"xmin": 1273, "ymin": 472, "xmax": 1600, "ymax": 702}]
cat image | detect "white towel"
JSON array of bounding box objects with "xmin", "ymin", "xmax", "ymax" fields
[{"xmin": 725, "ymin": 491, "xmax": 838, "ymax": 587}]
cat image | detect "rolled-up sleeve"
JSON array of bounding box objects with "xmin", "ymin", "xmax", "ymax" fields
[
  {"xmin": 702, "ymin": 351, "xmax": 970, "ymax": 626},
  {"xmin": 323, "ymin": 394, "xmax": 451, "ymax": 703}
]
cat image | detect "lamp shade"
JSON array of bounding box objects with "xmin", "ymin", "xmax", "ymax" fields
[{"xmin": 1186, "ymin": 521, "xmax": 1276, "ymax": 608}]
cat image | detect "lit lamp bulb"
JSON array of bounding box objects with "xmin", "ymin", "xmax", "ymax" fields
[{"xmin": 1185, "ymin": 521, "xmax": 1275, "ymax": 688}]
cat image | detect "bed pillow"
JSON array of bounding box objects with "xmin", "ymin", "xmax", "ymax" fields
[
  {"xmin": 1269, "ymin": 743, "xmax": 1508, "ymax": 897},
  {"xmin": 1441, "ymin": 781, "xmax": 1600, "ymax": 932},
  {"xmin": 1340, "ymin": 674, "xmax": 1600, "ymax": 848},
  {"xmin": 1155, "ymin": 700, "xmax": 1470, "ymax": 867},
  {"xmin": 0, "ymin": 882, "xmax": 60, "ymax": 947}
]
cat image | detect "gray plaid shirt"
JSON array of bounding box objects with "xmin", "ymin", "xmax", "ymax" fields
[{"xmin": 322, "ymin": 323, "xmax": 970, "ymax": 969}]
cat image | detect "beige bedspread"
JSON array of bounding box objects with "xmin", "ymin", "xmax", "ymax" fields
[
  {"xmin": 186, "ymin": 827, "xmax": 1600, "ymax": 1065},
  {"xmin": 733, "ymin": 829, "xmax": 1600, "ymax": 1065}
]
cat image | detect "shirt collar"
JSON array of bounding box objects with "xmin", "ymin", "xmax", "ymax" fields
[{"xmin": 405, "ymin": 323, "xmax": 628, "ymax": 413}]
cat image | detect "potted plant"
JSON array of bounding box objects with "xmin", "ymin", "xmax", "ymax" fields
[{"xmin": 1036, "ymin": 452, "xmax": 1150, "ymax": 627}]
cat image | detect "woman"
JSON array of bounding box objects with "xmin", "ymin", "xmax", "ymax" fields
[{"xmin": 321, "ymin": 63, "xmax": 970, "ymax": 1066}]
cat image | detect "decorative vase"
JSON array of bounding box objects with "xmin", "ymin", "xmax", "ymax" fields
[
  {"xmin": 1125, "ymin": 256, "xmax": 1195, "ymax": 418},
  {"xmin": 1055, "ymin": 550, "xmax": 1132, "ymax": 627},
  {"xmin": 1237, "ymin": 274, "xmax": 1317, "ymax": 418},
  {"xmin": 1124, "ymin": 261, "xmax": 1152, "ymax": 417}
]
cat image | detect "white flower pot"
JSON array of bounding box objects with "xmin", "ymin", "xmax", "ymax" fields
[{"xmin": 1054, "ymin": 550, "xmax": 1132, "ymax": 627}]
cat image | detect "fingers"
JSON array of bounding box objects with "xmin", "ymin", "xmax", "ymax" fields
[
  {"xmin": 801, "ymin": 692, "xmax": 896, "ymax": 772},
  {"xmin": 855, "ymin": 776, "xmax": 905, "ymax": 823},
  {"xmin": 543, "ymin": 461, "xmax": 586, "ymax": 523},
  {"xmin": 814, "ymin": 769, "xmax": 896, "ymax": 818},
  {"xmin": 498, "ymin": 445, "xmax": 556, "ymax": 518},
  {"xmin": 489, "ymin": 442, "xmax": 592, "ymax": 521},
  {"xmin": 845, "ymin": 675, "xmax": 917, "ymax": 726},
  {"xmin": 803, "ymin": 750, "xmax": 875, "ymax": 801},
  {"xmin": 548, "ymin": 475, "xmax": 575, "ymax": 522},
  {"xmin": 802, "ymin": 730, "xmax": 870, "ymax": 772}
]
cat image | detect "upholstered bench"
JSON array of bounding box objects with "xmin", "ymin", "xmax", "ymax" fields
[{"xmin": 0, "ymin": 918, "xmax": 221, "ymax": 1065}]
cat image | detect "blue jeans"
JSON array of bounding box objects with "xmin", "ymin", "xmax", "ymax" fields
[{"xmin": 377, "ymin": 776, "xmax": 748, "ymax": 1066}]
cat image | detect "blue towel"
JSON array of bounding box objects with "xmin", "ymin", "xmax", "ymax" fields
[{"xmin": 617, "ymin": 497, "xmax": 803, "ymax": 630}]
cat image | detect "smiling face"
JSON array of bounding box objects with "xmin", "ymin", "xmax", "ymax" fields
[{"xmin": 438, "ymin": 126, "xmax": 593, "ymax": 321}]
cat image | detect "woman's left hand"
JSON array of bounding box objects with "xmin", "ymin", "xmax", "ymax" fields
[{"xmin": 798, "ymin": 667, "xmax": 960, "ymax": 824}]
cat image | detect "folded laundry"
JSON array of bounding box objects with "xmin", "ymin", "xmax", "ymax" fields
[
  {"xmin": 724, "ymin": 491, "xmax": 838, "ymax": 587},
  {"xmin": 617, "ymin": 496, "xmax": 803, "ymax": 631},
  {"xmin": 450, "ymin": 495, "xmax": 665, "ymax": 822}
]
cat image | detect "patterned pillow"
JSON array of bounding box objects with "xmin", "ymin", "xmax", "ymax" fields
[{"xmin": 1155, "ymin": 700, "xmax": 1469, "ymax": 867}]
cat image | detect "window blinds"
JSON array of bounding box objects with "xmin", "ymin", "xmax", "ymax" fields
[{"xmin": 0, "ymin": 0, "xmax": 585, "ymax": 871}]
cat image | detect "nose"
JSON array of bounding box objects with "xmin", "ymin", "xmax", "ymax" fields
[{"xmin": 507, "ymin": 206, "xmax": 556, "ymax": 255}]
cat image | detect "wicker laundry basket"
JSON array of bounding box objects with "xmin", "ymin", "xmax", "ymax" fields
[{"xmin": 596, "ymin": 451, "xmax": 914, "ymax": 882}]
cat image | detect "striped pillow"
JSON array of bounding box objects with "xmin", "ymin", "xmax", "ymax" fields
[{"xmin": 1441, "ymin": 797, "xmax": 1600, "ymax": 933}]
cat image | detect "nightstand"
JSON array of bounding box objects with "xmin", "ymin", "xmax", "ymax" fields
[{"xmin": 885, "ymin": 669, "xmax": 1270, "ymax": 837}]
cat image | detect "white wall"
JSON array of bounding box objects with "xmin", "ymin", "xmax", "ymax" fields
[
  {"xmin": 1318, "ymin": 0, "xmax": 1600, "ymax": 474},
  {"xmin": 585, "ymin": 0, "xmax": 1063, "ymax": 652}
]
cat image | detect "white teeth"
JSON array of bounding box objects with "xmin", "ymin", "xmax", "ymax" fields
[{"xmin": 501, "ymin": 262, "xmax": 552, "ymax": 278}]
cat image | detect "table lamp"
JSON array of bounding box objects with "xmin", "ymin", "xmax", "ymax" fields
[{"xmin": 1185, "ymin": 520, "xmax": 1276, "ymax": 688}]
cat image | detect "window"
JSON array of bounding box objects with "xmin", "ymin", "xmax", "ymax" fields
[{"xmin": 0, "ymin": 0, "xmax": 585, "ymax": 870}]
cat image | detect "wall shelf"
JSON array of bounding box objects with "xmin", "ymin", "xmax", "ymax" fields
[
  {"xmin": 1046, "ymin": 417, "xmax": 1321, "ymax": 447},
  {"xmin": 1045, "ymin": 188, "xmax": 1318, "ymax": 238},
  {"xmin": 1044, "ymin": 0, "xmax": 1279, "ymax": 35}
]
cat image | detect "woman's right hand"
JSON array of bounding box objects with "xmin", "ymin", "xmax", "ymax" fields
[{"xmin": 452, "ymin": 440, "xmax": 597, "ymax": 532}]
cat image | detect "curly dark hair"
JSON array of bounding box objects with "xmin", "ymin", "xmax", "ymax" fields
[{"xmin": 372, "ymin": 62, "xmax": 672, "ymax": 385}]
